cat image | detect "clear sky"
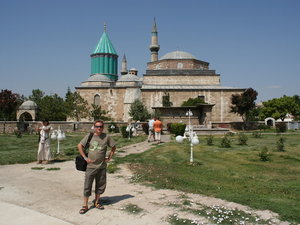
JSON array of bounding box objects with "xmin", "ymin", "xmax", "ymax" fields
[{"xmin": 1, "ymin": 0, "xmax": 299, "ymax": 102}]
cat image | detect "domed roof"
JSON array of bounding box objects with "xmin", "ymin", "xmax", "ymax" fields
[
  {"xmin": 87, "ymin": 74, "xmax": 112, "ymax": 82},
  {"xmin": 19, "ymin": 100, "xmax": 37, "ymax": 110},
  {"xmin": 160, "ymin": 50, "xmax": 196, "ymax": 60},
  {"xmin": 118, "ymin": 74, "xmax": 141, "ymax": 82},
  {"xmin": 93, "ymin": 31, "xmax": 117, "ymax": 55},
  {"xmin": 129, "ymin": 67, "xmax": 137, "ymax": 71}
]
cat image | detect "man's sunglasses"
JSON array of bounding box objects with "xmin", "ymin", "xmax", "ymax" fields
[{"xmin": 94, "ymin": 125, "xmax": 104, "ymax": 128}]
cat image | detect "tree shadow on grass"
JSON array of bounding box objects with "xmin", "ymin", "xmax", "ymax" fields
[{"xmin": 101, "ymin": 194, "xmax": 134, "ymax": 205}]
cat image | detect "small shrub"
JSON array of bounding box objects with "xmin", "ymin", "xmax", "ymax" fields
[
  {"xmin": 276, "ymin": 137, "xmax": 286, "ymax": 152},
  {"xmin": 252, "ymin": 131, "xmax": 262, "ymax": 138},
  {"xmin": 108, "ymin": 122, "xmax": 119, "ymax": 133},
  {"xmin": 258, "ymin": 147, "xmax": 271, "ymax": 161},
  {"xmin": 170, "ymin": 123, "xmax": 186, "ymax": 136},
  {"xmin": 141, "ymin": 123, "xmax": 149, "ymax": 135},
  {"xmin": 237, "ymin": 133, "xmax": 248, "ymax": 145},
  {"xmin": 206, "ymin": 135, "xmax": 214, "ymax": 146},
  {"xmin": 220, "ymin": 135, "xmax": 231, "ymax": 148},
  {"xmin": 228, "ymin": 131, "xmax": 235, "ymax": 136},
  {"xmin": 14, "ymin": 130, "xmax": 22, "ymax": 138},
  {"xmin": 120, "ymin": 126, "xmax": 133, "ymax": 138},
  {"xmin": 276, "ymin": 123, "xmax": 287, "ymax": 133},
  {"xmin": 166, "ymin": 123, "xmax": 172, "ymax": 132},
  {"xmin": 258, "ymin": 124, "xmax": 270, "ymax": 130}
]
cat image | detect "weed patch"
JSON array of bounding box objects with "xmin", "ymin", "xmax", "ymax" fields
[{"xmin": 121, "ymin": 203, "xmax": 144, "ymax": 214}]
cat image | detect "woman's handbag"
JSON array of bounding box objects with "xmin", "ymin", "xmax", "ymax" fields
[{"xmin": 75, "ymin": 133, "xmax": 93, "ymax": 171}]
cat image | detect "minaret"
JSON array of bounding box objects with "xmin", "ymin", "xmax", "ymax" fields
[
  {"xmin": 121, "ymin": 54, "xmax": 128, "ymax": 75},
  {"xmin": 90, "ymin": 24, "xmax": 118, "ymax": 81},
  {"xmin": 149, "ymin": 18, "xmax": 160, "ymax": 62}
]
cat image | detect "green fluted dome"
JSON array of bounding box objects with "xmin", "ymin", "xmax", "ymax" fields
[
  {"xmin": 91, "ymin": 29, "xmax": 118, "ymax": 81},
  {"xmin": 93, "ymin": 32, "xmax": 117, "ymax": 54}
]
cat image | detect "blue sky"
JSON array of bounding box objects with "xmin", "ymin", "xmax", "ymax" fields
[{"xmin": 1, "ymin": 0, "xmax": 299, "ymax": 102}]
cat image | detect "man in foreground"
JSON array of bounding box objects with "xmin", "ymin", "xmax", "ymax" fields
[{"xmin": 77, "ymin": 120, "xmax": 116, "ymax": 214}]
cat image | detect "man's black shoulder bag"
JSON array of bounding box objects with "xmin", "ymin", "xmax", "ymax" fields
[{"xmin": 75, "ymin": 132, "xmax": 93, "ymax": 171}]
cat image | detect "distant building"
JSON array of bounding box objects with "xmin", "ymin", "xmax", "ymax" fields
[{"xmin": 75, "ymin": 20, "xmax": 246, "ymax": 126}]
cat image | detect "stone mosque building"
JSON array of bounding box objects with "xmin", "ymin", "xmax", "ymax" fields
[{"xmin": 75, "ymin": 21, "xmax": 246, "ymax": 126}]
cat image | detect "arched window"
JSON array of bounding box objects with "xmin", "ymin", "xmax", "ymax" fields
[
  {"xmin": 94, "ymin": 94, "xmax": 100, "ymax": 106},
  {"xmin": 177, "ymin": 63, "xmax": 183, "ymax": 69}
]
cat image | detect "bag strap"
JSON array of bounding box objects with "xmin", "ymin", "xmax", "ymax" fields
[{"xmin": 84, "ymin": 132, "xmax": 94, "ymax": 151}]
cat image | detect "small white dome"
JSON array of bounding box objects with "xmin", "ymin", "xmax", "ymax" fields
[
  {"xmin": 19, "ymin": 100, "xmax": 37, "ymax": 110},
  {"xmin": 129, "ymin": 68, "xmax": 137, "ymax": 71},
  {"xmin": 160, "ymin": 50, "xmax": 196, "ymax": 60}
]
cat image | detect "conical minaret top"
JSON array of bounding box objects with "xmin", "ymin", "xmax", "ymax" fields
[
  {"xmin": 149, "ymin": 18, "xmax": 160, "ymax": 62},
  {"xmin": 91, "ymin": 24, "xmax": 118, "ymax": 81},
  {"xmin": 121, "ymin": 54, "xmax": 128, "ymax": 75}
]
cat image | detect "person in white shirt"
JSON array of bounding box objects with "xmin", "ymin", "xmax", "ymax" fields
[
  {"xmin": 37, "ymin": 120, "xmax": 52, "ymax": 164},
  {"xmin": 147, "ymin": 118, "xmax": 155, "ymax": 142}
]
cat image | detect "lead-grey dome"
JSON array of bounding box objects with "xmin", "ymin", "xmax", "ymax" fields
[
  {"xmin": 87, "ymin": 74, "xmax": 112, "ymax": 82},
  {"xmin": 160, "ymin": 50, "xmax": 196, "ymax": 60},
  {"xmin": 19, "ymin": 100, "xmax": 37, "ymax": 110}
]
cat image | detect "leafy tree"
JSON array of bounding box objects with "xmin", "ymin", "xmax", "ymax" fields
[
  {"xmin": 28, "ymin": 89, "xmax": 44, "ymax": 104},
  {"xmin": 38, "ymin": 94, "xmax": 67, "ymax": 121},
  {"xmin": 129, "ymin": 99, "xmax": 150, "ymax": 121},
  {"xmin": 65, "ymin": 90, "xmax": 89, "ymax": 121},
  {"xmin": 259, "ymin": 95, "xmax": 300, "ymax": 121},
  {"xmin": 0, "ymin": 89, "xmax": 21, "ymax": 121},
  {"xmin": 28, "ymin": 89, "xmax": 45, "ymax": 120},
  {"xmin": 162, "ymin": 92, "xmax": 173, "ymax": 107},
  {"xmin": 181, "ymin": 97, "xmax": 205, "ymax": 106},
  {"xmin": 292, "ymin": 95, "xmax": 300, "ymax": 120},
  {"xmin": 231, "ymin": 88, "xmax": 258, "ymax": 129},
  {"xmin": 90, "ymin": 104, "xmax": 111, "ymax": 121}
]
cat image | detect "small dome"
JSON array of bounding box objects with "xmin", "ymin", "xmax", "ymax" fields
[
  {"xmin": 19, "ymin": 100, "xmax": 37, "ymax": 110},
  {"xmin": 118, "ymin": 74, "xmax": 141, "ymax": 82},
  {"xmin": 160, "ymin": 50, "xmax": 196, "ymax": 60},
  {"xmin": 129, "ymin": 68, "xmax": 137, "ymax": 71},
  {"xmin": 87, "ymin": 74, "xmax": 112, "ymax": 82}
]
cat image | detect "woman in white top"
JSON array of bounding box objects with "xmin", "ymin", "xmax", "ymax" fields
[{"xmin": 37, "ymin": 120, "xmax": 52, "ymax": 164}]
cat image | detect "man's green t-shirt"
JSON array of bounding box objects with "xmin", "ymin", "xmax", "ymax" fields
[{"xmin": 80, "ymin": 133, "xmax": 115, "ymax": 169}]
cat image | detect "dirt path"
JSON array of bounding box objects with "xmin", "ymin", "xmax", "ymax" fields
[{"xmin": 0, "ymin": 135, "xmax": 290, "ymax": 225}]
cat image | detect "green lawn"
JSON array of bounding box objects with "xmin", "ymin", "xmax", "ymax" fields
[
  {"xmin": 117, "ymin": 132, "xmax": 300, "ymax": 223},
  {"xmin": 0, "ymin": 133, "xmax": 146, "ymax": 165}
]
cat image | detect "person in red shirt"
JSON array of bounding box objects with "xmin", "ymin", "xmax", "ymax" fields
[{"xmin": 153, "ymin": 118, "xmax": 163, "ymax": 144}]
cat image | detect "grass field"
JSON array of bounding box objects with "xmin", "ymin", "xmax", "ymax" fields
[
  {"xmin": 117, "ymin": 132, "xmax": 300, "ymax": 223},
  {"xmin": 0, "ymin": 132, "xmax": 146, "ymax": 165}
]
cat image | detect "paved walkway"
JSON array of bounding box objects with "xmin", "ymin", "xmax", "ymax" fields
[{"xmin": 0, "ymin": 201, "xmax": 73, "ymax": 225}]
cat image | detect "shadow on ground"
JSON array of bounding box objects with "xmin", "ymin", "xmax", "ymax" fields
[{"xmin": 101, "ymin": 194, "xmax": 134, "ymax": 205}]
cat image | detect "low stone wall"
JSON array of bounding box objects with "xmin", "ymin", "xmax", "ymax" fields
[
  {"xmin": 0, "ymin": 121, "xmax": 131, "ymax": 134},
  {"xmin": 2, "ymin": 121, "xmax": 298, "ymax": 134}
]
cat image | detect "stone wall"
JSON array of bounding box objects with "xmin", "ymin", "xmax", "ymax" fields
[
  {"xmin": 0, "ymin": 121, "xmax": 132, "ymax": 134},
  {"xmin": 141, "ymin": 89, "xmax": 244, "ymax": 123},
  {"xmin": 143, "ymin": 75, "xmax": 220, "ymax": 85},
  {"xmin": 147, "ymin": 59, "xmax": 209, "ymax": 70},
  {"xmin": 76, "ymin": 87, "xmax": 127, "ymax": 121}
]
